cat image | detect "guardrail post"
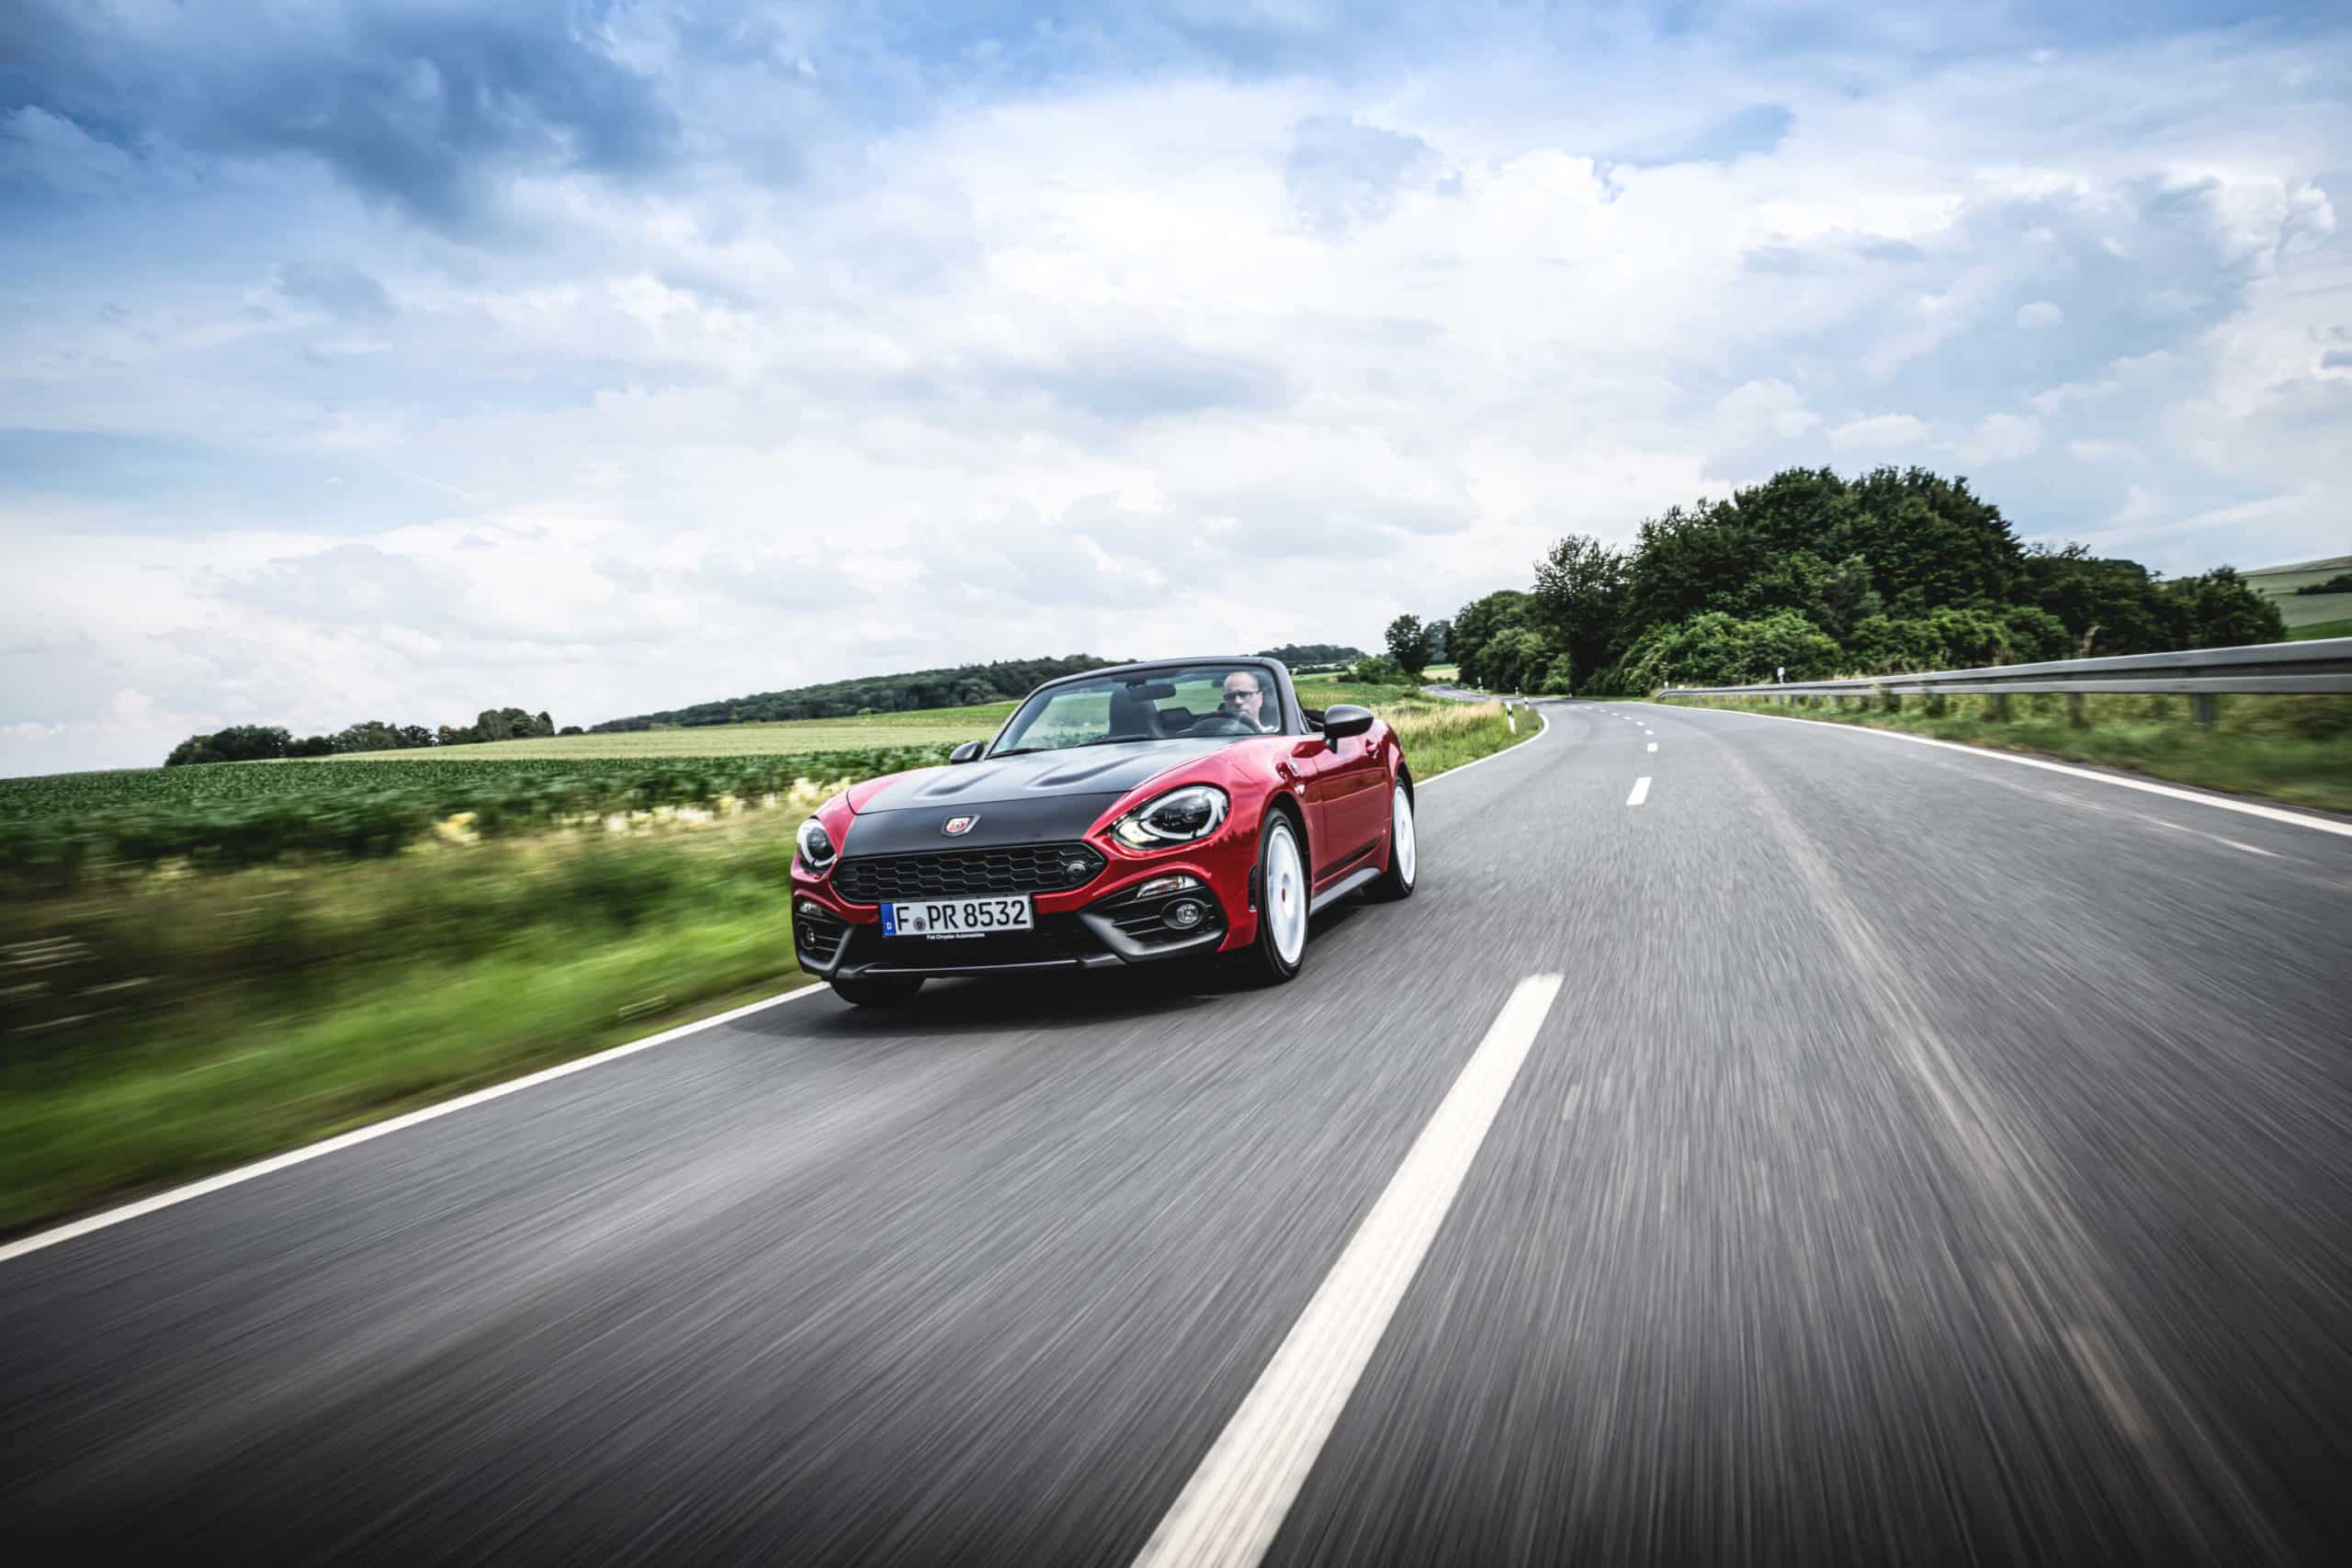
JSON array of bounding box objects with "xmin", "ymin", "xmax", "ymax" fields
[
  {"xmin": 2067, "ymin": 693, "xmax": 2086, "ymax": 728},
  {"xmin": 1988, "ymin": 694, "xmax": 2009, "ymax": 721},
  {"xmin": 2192, "ymin": 694, "xmax": 2219, "ymax": 729},
  {"xmin": 1925, "ymin": 692, "xmax": 1946, "ymax": 717}
]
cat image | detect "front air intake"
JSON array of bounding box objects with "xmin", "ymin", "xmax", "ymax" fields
[{"xmin": 831, "ymin": 842, "xmax": 1106, "ymax": 903}]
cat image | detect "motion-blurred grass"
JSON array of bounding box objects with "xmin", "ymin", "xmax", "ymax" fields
[
  {"xmin": 0, "ymin": 694, "xmax": 1532, "ymax": 1235},
  {"xmin": 0, "ymin": 808, "xmax": 821, "ymax": 1234},
  {"xmin": 1659, "ymin": 691, "xmax": 2352, "ymax": 815}
]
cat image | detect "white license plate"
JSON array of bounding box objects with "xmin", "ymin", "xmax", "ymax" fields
[{"xmin": 881, "ymin": 895, "xmax": 1034, "ymax": 940}]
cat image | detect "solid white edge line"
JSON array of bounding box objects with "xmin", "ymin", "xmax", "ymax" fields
[
  {"xmin": 1627, "ymin": 776, "xmax": 1652, "ymax": 807},
  {"xmin": 1418, "ymin": 702, "xmax": 1550, "ymax": 787},
  {"xmin": 0, "ymin": 981, "xmax": 831, "ymax": 1267},
  {"xmin": 1662, "ymin": 702, "xmax": 2352, "ymax": 840},
  {"xmin": 1131, "ymin": 974, "xmax": 1566, "ymax": 1568},
  {"xmin": 9, "ymin": 701, "xmax": 1555, "ymax": 1268}
]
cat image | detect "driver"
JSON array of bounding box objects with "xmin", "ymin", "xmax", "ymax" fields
[{"xmin": 1220, "ymin": 670, "xmax": 1272, "ymax": 732}]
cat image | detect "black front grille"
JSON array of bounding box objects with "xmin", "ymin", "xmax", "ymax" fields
[{"xmin": 832, "ymin": 841, "xmax": 1105, "ymax": 903}]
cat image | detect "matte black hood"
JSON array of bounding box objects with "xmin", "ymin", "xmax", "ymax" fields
[
  {"xmin": 838, "ymin": 739, "xmax": 1230, "ymax": 857},
  {"xmin": 858, "ymin": 739, "xmax": 1230, "ymax": 813}
]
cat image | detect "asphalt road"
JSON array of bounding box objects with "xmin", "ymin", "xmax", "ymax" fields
[{"xmin": 6, "ymin": 702, "xmax": 2350, "ymax": 1565}]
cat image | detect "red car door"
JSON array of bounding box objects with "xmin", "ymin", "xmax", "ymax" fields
[
  {"xmin": 1323, "ymin": 723, "xmax": 1390, "ymax": 872},
  {"xmin": 1280, "ymin": 737, "xmax": 1349, "ymax": 882}
]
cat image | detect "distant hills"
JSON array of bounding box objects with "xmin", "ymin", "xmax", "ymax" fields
[
  {"xmin": 2244, "ymin": 555, "xmax": 2352, "ymax": 638},
  {"xmin": 591, "ymin": 646, "xmax": 1371, "ymax": 731},
  {"xmin": 591, "ymin": 656, "xmax": 1125, "ymax": 731}
]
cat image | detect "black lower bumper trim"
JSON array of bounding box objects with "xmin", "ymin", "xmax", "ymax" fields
[{"xmin": 806, "ymin": 896, "xmax": 1228, "ymax": 981}]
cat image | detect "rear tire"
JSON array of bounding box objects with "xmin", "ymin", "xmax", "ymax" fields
[
  {"xmin": 1243, "ymin": 809, "xmax": 1309, "ymax": 984},
  {"xmin": 1369, "ymin": 778, "xmax": 1417, "ymax": 901},
  {"xmin": 830, "ymin": 975, "xmax": 923, "ymax": 1007}
]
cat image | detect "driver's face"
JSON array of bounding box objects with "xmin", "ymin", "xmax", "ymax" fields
[{"xmin": 1223, "ymin": 675, "xmax": 1264, "ymax": 721}]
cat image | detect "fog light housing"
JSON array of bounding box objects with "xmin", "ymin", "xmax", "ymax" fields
[{"xmin": 1164, "ymin": 899, "xmax": 1206, "ymax": 931}]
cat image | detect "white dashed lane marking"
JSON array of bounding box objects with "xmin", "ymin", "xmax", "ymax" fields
[
  {"xmin": 1627, "ymin": 776, "xmax": 1652, "ymax": 807},
  {"xmin": 1132, "ymin": 976, "xmax": 1568, "ymax": 1568}
]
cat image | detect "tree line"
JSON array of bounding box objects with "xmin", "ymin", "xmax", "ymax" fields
[
  {"xmin": 1374, "ymin": 466, "xmax": 2284, "ymax": 694},
  {"xmin": 1255, "ymin": 643, "xmax": 1364, "ymax": 668},
  {"xmin": 165, "ymin": 708, "xmax": 567, "ymax": 766},
  {"xmin": 593, "ymin": 655, "xmax": 1122, "ymax": 730}
]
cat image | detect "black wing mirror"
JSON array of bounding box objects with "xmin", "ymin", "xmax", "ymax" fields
[
  {"xmin": 1321, "ymin": 705, "xmax": 1374, "ymax": 746},
  {"xmin": 949, "ymin": 740, "xmax": 985, "ymax": 763}
]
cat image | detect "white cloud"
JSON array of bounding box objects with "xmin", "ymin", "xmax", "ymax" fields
[
  {"xmin": 1828, "ymin": 413, "xmax": 1928, "ymax": 451},
  {"xmin": 1953, "ymin": 412, "xmax": 2042, "ymax": 464},
  {"xmin": 2067, "ymin": 438, "xmax": 2138, "ymax": 462},
  {"xmin": 5, "ymin": 11, "xmax": 2350, "ymax": 771}
]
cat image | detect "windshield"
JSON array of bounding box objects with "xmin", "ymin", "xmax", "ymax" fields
[{"xmin": 992, "ymin": 666, "xmax": 1282, "ymax": 755}]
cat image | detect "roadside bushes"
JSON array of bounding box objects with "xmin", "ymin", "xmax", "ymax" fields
[{"xmin": 1608, "ymin": 612, "xmax": 1842, "ymax": 691}]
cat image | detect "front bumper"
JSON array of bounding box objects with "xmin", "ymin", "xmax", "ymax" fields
[{"xmin": 792, "ymin": 863, "xmax": 1241, "ymax": 980}]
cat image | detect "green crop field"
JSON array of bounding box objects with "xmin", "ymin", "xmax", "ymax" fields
[
  {"xmin": 338, "ymin": 702, "xmax": 1020, "ymax": 760},
  {"xmin": 0, "ymin": 747, "xmax": 952, "ymax": 882},
  {"xmin": 0, "ymin": 680, "xmax": 1474, "ymax": 883},
  {"xmin": 2244, "ymin": 555, "xmax": 2352, "ymax": 635}
]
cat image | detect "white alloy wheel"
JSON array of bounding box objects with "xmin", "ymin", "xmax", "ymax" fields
[
  {"xmin": 1265, "ymin": 819, "xmax": 1308, "ymax": 964},
  {"xmin": 1391, "ymin": 784, "xmax": 1416, "ymax": 887}
]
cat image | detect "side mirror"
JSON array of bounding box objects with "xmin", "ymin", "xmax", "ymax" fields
[
  {"xmin": 1322, "ymin": 705, "xmax": 1374, "ymax": 745},
  {"xmin": 949, "ymin": 740, "xmax": 985, "ymax": 763}
]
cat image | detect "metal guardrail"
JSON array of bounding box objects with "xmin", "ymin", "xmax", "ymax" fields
[{"xmin": 1659, "ymin": 637, "xmax": 2352, "ymax": 723}]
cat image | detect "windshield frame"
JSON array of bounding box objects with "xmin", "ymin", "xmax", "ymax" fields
[{"xmin": 987, "ymin": 660, "xmax": 1296, "ymax": 758}]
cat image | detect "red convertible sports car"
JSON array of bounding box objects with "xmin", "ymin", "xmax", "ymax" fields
[{"xmin": 789, "ymin": 657, "xmax": 1417, "ymax": 1004}]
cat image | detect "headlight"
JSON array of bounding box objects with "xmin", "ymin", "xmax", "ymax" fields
[
  {"xmin": 1113, "ymin": 784, "xmax": 1229, "ymax": 849},
  {"xmin": 796, "ymin": 816, "xmax": 837, "ymax": 872}
]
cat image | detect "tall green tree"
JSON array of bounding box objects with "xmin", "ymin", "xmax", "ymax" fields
[
  {"xmin": 1384, "ymin": 615, "xmax": 1431, "ymax": 676},
  {"xmin": 1446, "ymin": 590, "xmax": 1532, "ymax": 687},
  {"xmin": 2161, "ymin": 567, "xmax": 2287, "ymax": 650},
  {"xmin": 1531, "ymin": 533, "xmax": 1626, "ymax": 690},
  {"xmin": 1479, "ymin": 625, "xmax": 1551, "ymax": 693}
]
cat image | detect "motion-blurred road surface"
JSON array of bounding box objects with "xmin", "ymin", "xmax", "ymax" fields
[{"xmin": 6, "ymin": 702, "xmax": 2349, "ymax": 1564}]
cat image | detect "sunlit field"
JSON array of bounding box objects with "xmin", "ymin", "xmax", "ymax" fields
[
  {"xmin": 337, "ymin": 701, "xmax": 1021, "ymax": 759},
  {"xmin": 2245, "ymin": 555, "xmax": 2352, "ymax": 636}
]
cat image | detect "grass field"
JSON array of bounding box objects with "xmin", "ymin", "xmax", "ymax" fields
[
  {"xmin": 0, "ymin": 683, "xmax": 1533, "ymax": 1235},
  {"xmin": 2245, "ymin": 555, "xmax": 2352, "ymax": 636},
  {"xmin": 4, "ymin": 682, "xmax": 1447, "ymax": 876},
  {"xmin": 342, "ymin": 702, "xmax": 1021, "ymax": 760}
]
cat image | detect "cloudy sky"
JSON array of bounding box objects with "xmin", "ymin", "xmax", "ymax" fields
[{"xmin": 3, "ymin": 1, "xmax": 2347, "ymax": 773}]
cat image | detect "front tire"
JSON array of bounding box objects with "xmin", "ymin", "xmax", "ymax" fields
[
  {"xmin": 1369, "ymin": 778, "xmax": 1416, "ymax": 901},
  {"xmin": 830, "ymin": 975, "xmax": 923, "ymax": 1008},
  {"xmin": 1243, "ymin": 809, "xmax": 1309, "ymax": 984}
]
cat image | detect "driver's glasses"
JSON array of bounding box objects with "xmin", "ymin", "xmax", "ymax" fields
[{"xmin": 1225, "ymin": 686, "xmax": 1260, "ymax": 704}]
